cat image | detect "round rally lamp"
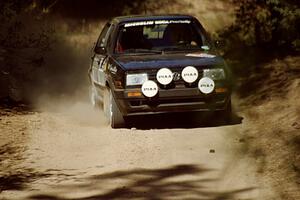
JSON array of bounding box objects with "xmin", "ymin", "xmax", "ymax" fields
[
  {"xmin": 156, "ymin": 68, "xmax": 173, "ymax": 85},
  {"xmin": 181, "ymin": 66, "xmax": 199, "ymax": 83},
  {"xmin": 198, "ymin": 77, "xmax": 215, "ymax": 94},
  {"xmin": 141, "ymin": 80, "xmax": 159, "ymax": 98}
]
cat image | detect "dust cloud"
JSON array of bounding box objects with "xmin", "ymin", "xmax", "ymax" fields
[{"xmin": 29, "ymin": 18, "xmax": 106, "ymax": 126}]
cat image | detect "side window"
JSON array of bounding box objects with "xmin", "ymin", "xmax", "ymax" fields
[
  {"xmin": 106, "ymin": 24, "xmax": 115, "ymax": 48},
  {"xmin": 96, "ymin": 23, "xmax": 111, "ymax": 48}
]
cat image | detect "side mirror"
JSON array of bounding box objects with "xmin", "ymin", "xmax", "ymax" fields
[
  {"xmin": 214, "ymin": 40, "xmax": 224, "ymax": 49},
  {"xmin": 94, "ymin": 46, "xmax": 106, "ymax": 54}
]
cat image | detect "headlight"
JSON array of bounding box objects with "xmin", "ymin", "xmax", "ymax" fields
[
  {"xmin": 126, "ymin": 73, "xmax": 148, "ymax": 86},
  {"xmin": 203, "ymin": 68, "xmax": 225, "ymax": 80}
]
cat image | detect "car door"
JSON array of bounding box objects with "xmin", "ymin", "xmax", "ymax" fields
[{"xmin": 91, "ymin": 23, "xmax": 112, "ymax": 87}]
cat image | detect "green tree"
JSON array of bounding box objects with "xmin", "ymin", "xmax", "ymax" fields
[
  {"xmin": 221, "ymin": 0, "xmax": 300, "ymax": 50},
  {"xmin": 0, "ymin": 0, "xmax": 54, "ymax": 101}
]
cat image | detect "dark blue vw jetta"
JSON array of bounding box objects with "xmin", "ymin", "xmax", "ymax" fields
[{"xmin": 89, "ymin": 15, "xmax": 232, "ymax": 128}]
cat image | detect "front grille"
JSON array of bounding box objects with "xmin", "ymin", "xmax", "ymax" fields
[
  {"xmin": 129, "ymin": 97, "xmax": 205, "ymax": 107},
  {"xmin": 128, "ymin": 95, "xmax": 226, "ymax": 107}
]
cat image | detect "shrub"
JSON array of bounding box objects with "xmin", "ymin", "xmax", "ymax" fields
[
  {"xmin": 220, "ymin": 0, "xmax": 300, "ymax": 50},
  {"xmin": 0, "ymin": 0, "xmax": 54, "ymax": 101}
]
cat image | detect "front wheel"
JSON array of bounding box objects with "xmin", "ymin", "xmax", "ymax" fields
[
  {"xmin": 219, "ymin": 99, "xmax": 232, "ymax": 124},
  {"xmin": 103, "ymin": 88, "xmax": 125, "ymax": 128}
]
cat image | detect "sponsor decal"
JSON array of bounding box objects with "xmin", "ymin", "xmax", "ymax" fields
[
  {"xmin": 198, "ymin": 77, "xmax": 215, "ymax": 94},
  {"xmin": 141, "ymin": 80, "xmax": 158, "ymax": 98},
  {"xmin": 155, "ymin": 20, "xmax": 191, "ymax": 24},
  {"xmin": 124, "ymin": 20, "xmax": 191, "ymax": 27},
  {"xmin": 181, "ymin": 66, "xmax": 198, "ymax": 83},
  {"xmin": 125, "ymin": 21, "xmax": 154, "ymax": 27},
  {"xmin": 186, "ymin": 53, "xmax": 216, "ymax": 58},
  {"xmin": 156, "ymin": 68, "xmax": 173, "ymax": 85}
]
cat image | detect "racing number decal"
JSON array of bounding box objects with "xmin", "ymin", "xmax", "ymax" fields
[
  {"xmin": 99, "ymin": 57, "xmax": 106, "ymax": 86},
  {"xmin": 92, "ymin": 57, "xmax": 100, "ymax": 83},
  {"xmin": 92, "ymin": 57, "xmax": 106, "ymax": 86}
]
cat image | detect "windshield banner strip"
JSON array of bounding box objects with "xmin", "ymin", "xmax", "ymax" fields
[{"xmin": 124, "ymin": 20, "xmax": 191, "ymax": 27}]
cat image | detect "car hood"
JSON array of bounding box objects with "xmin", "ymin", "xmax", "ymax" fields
[{"xmin": 112, "ymin": 52, "xmax": 225, "ymax": 71}]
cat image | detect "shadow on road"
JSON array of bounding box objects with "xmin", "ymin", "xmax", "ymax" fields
[
  {"xmin": 29, "ymin": 165, "xmax": 254, "ymax": 200},
  {"xmin": 126, "ymin": 112, "xmax": 243, "ymax": 130},
  {"xmin": 0, "ymin": 143, "xmax": 52, "ymax": 192}
]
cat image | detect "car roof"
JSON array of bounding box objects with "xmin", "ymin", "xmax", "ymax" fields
[{"xmin": 111, "ymin": 14, "xmax": 196, "ymax": 24}]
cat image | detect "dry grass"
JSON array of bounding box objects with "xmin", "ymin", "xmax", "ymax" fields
[
  {"xmin": 239, "ymin": 56, "xmax": 300, "ymax": 199},
  {"xmin": 181, "ymin": 0, "xmax": 235, "ymax": 32}
]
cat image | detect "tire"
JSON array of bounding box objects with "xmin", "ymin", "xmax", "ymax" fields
[
  {"xmin": 222, "ymin": 99, "xmax": 232, "ymax": 124},
  {"xmin": 103, "ymin": 88, "xmax": 125, "ymax": 128},
  {"xmin": 213, "ymin": 99, "xmax": 232, "ymax": 124}
]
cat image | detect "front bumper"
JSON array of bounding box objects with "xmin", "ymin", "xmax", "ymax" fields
[{"xmin": 113, "ymin": 86, "xmax": 231, "ymax": 116}]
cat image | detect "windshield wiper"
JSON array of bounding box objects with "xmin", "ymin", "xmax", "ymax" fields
[
  {"xmin": 124, "ymin": 48, "xmax": 162, "ymax": 54},
  {"xmin": 162, "ymin": 46, "xmax": 202, "ymax": 52}
]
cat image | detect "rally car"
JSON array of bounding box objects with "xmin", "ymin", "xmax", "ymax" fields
[{"xmin": 88, "ymin": 15, "xmax": 232, "ymax": 128}]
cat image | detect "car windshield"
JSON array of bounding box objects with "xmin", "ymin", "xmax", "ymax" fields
[{"xmin": 115, "ymin": 20, "xmax": 209, "ymax": 54}]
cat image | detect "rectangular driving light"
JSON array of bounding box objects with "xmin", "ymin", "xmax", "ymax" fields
[
  {"xmin": 203, "ymin": 68, "xmax": 225, "ymax": 80},
  {"xmin": 126, "ymin": 73, "xmax": 148, "ymax": 86}
]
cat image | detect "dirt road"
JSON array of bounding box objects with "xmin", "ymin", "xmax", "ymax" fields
[{"xmin": 0, "ymin": 99, "xmax": 279, "ymax": 200}]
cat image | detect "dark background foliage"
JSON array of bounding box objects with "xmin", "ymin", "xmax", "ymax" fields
[
  {"xmin": 219, "ymin": 0, "xmax": 300, "ymax": 57},
  {"xmin": 215, "ymin": 0, "xmax": 300, "ymax": 83}
]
